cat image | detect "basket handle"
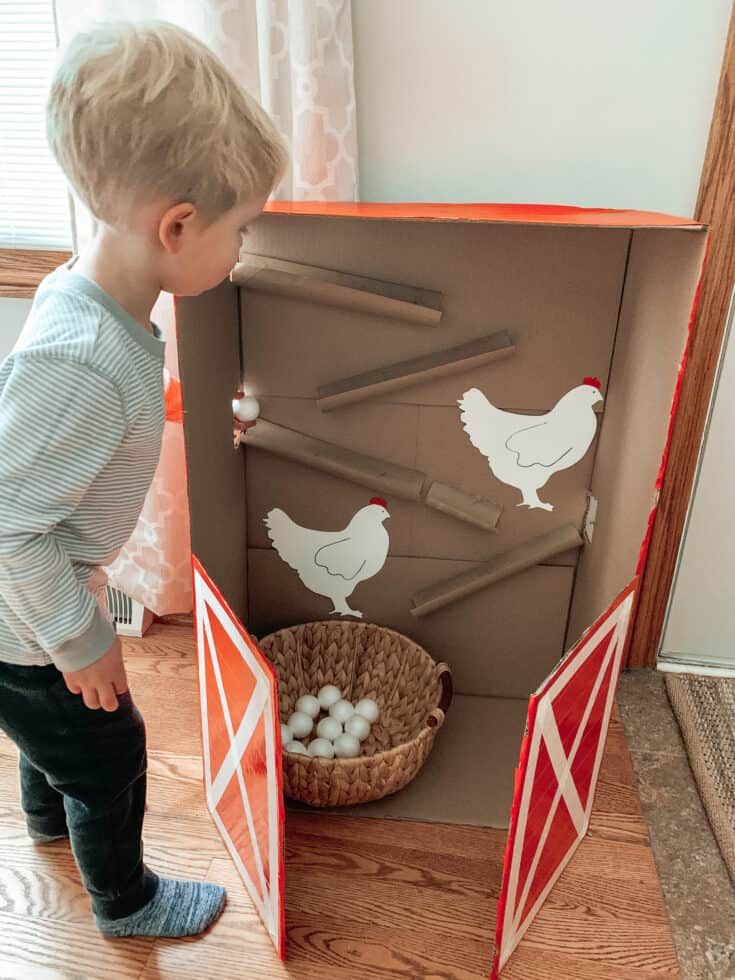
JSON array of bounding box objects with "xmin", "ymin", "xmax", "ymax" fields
[{"xmin": 428, "ymin": 662, "xmax": 453, "ymax": 729}]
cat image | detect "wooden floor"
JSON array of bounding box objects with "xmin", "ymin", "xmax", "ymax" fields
[{"xmin": 0, "ymin": 620, "xmax": 680, "ymax": 979}]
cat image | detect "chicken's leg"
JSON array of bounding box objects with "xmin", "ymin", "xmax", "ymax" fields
[
  {"xmin": 517, "ymin": 489, "xmax": 554, "ymax": 512},
  {"xmin": 329, "ymin": 599, "xmax": 363, "ymax": 618}
]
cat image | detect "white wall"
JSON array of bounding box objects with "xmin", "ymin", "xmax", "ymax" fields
[
  {"xmin": 353, "ymin": 0, "xmax": 730, "ymax": 214},
  {"xmin": 0, "ymin": 299, "xmax": 31, "ymax": 361},
  {"xmin": 661, "ymin": 295, "xmax": 735, "ymax": 669}
]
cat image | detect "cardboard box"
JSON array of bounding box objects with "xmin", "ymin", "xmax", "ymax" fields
[{"xmin": 176, "ymin": 202, "xmax": 705, "ymax": 972}]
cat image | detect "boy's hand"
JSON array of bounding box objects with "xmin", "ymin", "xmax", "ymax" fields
[
  {"xmin": 233, "ymin": 417, "xmax": 256, "ymax": 449},
  {"xmin": 62, "ymin": 635, "xmax": 129, "ymax": 711}
]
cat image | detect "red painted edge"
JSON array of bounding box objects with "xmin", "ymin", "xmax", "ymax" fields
[
  {"xmin": 163, "ymin": 372, "xmax": 184, "ymax": 424},
  {"xmin": 490, "ymin": 693, "xmax": 539, "ymax": 979},
  {"xmin": 272, "ymin": 661, "xmax": 288, "ymax": 960},
  {"xmin": 264, "ymin": 200, "xmax": 701, "ymax": 229},
  {"xmin": 191, "ymin": 554, "xmax": 288, "ymax": 960}
]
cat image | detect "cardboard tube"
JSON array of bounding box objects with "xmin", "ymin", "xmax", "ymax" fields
[
  {"xmin": 410, "ymin": 524, "xmax": 584, "ymax": 617},
  {"xmin": 425, "ymin": 481, "xmax": 503, "ymax": 531},
  {"xmin": 232, "ymin": 253, "xmax": 442, "ymax": 325},
  {"xmin": 424, "ymin": 481, "xmax": 502, "ymax": 531},
  {"xmin": 246, "ymin": 421, "xmax": 504, "ymax": 531},
  {"xmin": 245, "ymin": 420, "xmax": 428, "ymax": 501},
  {"xmin": 317, "ymin": 332, "xmax": 515, "ymax": 412}
]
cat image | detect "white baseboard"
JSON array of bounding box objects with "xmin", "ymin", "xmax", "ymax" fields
[{"xmin": 657, "ymin": 657, "xmax": 735, "ymax": 679}]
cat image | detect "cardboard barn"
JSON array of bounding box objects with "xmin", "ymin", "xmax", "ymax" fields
[{"xmin": 176, "ymin": 202, "xmax": 705, "ymax": 974}]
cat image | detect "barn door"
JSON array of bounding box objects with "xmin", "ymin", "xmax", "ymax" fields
[
  {"xmin": 192, "ymin": 557, "xmax": 286, "ymax": 959},
  {"xmin": 491, "ymin": 581, "xmax": 637, "ymax": 978}
]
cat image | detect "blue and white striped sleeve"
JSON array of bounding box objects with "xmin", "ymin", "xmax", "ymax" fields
[{"xmin": 0, "ymin": 353, "xmax": 126, "ymax": 672}]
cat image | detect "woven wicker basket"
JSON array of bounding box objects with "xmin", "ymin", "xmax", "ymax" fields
[{"xmin": 259, "ymin": 620, "xmax": 453, "ymax": 808}]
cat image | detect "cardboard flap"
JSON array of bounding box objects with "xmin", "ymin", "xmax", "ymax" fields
[
  {"xmin": 491, "ymin": 581, "xmax": 636, "ymax": 977},
  {"xmin": 193, "ymin": 557, "xmax": 286, "ymax": 959}
]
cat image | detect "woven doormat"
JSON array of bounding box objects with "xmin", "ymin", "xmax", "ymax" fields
[{"xmin": 666, "ymin": 674, "xmax": 735, "ymax": 881}]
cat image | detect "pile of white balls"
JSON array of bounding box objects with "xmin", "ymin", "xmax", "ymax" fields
[{"xmin": 281, "ymin": 685, "xmax": 380, "ymax": 760}]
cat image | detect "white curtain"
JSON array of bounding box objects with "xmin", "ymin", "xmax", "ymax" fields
[{"xmin": 53, "ymin": 0, "xmax": 359, "ymax": 615}]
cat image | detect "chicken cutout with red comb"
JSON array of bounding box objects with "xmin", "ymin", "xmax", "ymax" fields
[
  {"xmin": 264, "ymin": 499, "xmax": 391, "ymax": 618},
  {"xmin": 459, "ymin": 380, "xmax": 603, "ymax": 511}
]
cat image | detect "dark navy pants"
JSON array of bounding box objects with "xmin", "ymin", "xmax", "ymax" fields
[{"xmin": 0, "ymin": 661, "xmax": 158, "ymax": 919}]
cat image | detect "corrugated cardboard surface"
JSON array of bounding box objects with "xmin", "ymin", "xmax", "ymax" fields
[
  {"xmin": 249, "ymin": 549, "xmax": 573, "ymax": 699},
  {"xmin": 567, "ymin": 228, "xmax": 708, "ymax": 645},
  {"xmin": 176, "ymin": 282, "xmax": 248, "ymax": 620},
  {"xmin": 240, "ymin": 218, "xmax": 630, "ymax": 410}
]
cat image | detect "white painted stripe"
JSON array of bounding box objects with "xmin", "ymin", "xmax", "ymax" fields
[
  {"xmin": 539, "ymin": 703, "xmax": 587, "ymax": 835},
  {"xmin": 209, "ymin": 682, "xmax": 269, "ymax": 807},
  {"xmin": 196, "ymin": 574, "xmax": 271, "ymax": 701},
  {"xmin": 195, "ymin": 587, "xmax": 213, "ymax": 796},
  {"xmin": 210, "ymin": 805, "xmax": 268, "ymax": 925},
  {"xmin": 582, "ymin": 616, "xmax": 629, "ymax": 826}
]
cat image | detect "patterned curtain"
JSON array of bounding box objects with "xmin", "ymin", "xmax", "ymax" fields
[
  {"xmin": 53, "ymin": 0, "xmax": 359, "ymax": 614},
  {"xmin": 257, "ymin": 0, "xmax": 358, "ymax": 200}
]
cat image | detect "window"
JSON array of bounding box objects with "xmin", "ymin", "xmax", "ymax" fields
[{"xmin": 0, "ymin": 1, "xmax": 72, "ymax": 249}]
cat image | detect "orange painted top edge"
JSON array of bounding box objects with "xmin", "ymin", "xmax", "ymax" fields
[{"xmin": 263, "ymin": 200, "xmax": 702, "ymax": 229}]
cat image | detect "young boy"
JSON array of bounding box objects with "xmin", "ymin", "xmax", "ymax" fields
[{"xmin": 0, "ymin": 21, "xmax": 286, "ymax": 939}]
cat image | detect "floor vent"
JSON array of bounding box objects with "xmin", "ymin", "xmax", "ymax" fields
[{"xmin": 105, "ymin": 586, "xmax": 153, "ymax": 637}]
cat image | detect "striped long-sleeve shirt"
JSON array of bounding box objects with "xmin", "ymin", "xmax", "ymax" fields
[{"xmin": 0, "ymin": 261, "xmax": 165, "ymax": 671}]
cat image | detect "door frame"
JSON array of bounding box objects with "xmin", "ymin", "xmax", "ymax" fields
[{"xmin": 626, "ymin": 3, "xmax": 735, "ymax": 668}]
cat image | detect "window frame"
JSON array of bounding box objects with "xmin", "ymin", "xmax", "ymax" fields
[{"xmin": 0, "ymin": 248, "xmax": 71, "ymax": 298}]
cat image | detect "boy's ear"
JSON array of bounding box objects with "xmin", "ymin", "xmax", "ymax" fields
[{"xmin": 159, "ymin": 202, "xmax": 197, "ymax": 254}]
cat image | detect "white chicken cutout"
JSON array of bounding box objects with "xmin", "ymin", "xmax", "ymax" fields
[
  {"xmin": 264, "ymin": 499, "xmax": 390, "ymax": 618},
  {"xmin": 459, "ymin": 378, "xmax": 603, "ymax": 511}
]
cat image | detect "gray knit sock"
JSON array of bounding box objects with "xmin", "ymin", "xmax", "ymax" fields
[{"xmin": 95, "ymin": 877, "xmax": 226, "ymax": 938}]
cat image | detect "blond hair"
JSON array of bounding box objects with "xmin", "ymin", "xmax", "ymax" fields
[{"xmin": 47, "ymin": 20, "xmax": 288, "ymax": 226}]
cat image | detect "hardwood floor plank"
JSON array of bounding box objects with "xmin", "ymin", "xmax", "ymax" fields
[
  {"xmin": 0, "ymin": 909, "xmax": 152, "ymax": 980},
  {"xmin": 146, "ymin": 751, "xmax": 207, "ymax": 818},
  {"xmin": 0, "ymin": 843, "xmax": 90, "ymax": 922},
  {"xmin": 125, "ymin": 645, "xmax": 198, "ymax": 682},
  {"xmin": 138, "ymin": 811, "xmax": 231, "ymax": 859},
  {"xmin": 501, "ymin": 945, "xmax": 679, "ymax": 980},
  {"xmin": 126, "ymin": 675, "xmax": 202, "ymax": 758},
  {"xmin": 143, "ymin": 908, "xmax": 490, "ymax": 980},
  {"xmin": 286, "ymin": 810, "xmax": 506, "ymax": 863},
  {"xmin": 285, "ymin": 867, "xmax": 492, "ymax": 943},
  {"xmin": 0, "ymin": 965, "xmax": 82, "ymax": 980},
  {"xmin": 285, "ymin": 818, "xmax": 500, "ymax": 895}
]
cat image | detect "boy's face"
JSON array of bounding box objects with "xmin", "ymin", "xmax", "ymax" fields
[{"xmin": 163, "ymin": 196, "xmax": 267, "ymax": 296}]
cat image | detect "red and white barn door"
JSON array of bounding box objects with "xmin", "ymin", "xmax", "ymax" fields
[
  {"xmin": 193, "ymin": 557, "xmax": 286, "ymax": 959},
  {"xmin": 492, "ymin": 582, "xmax": 636, "ymax": 977}
]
